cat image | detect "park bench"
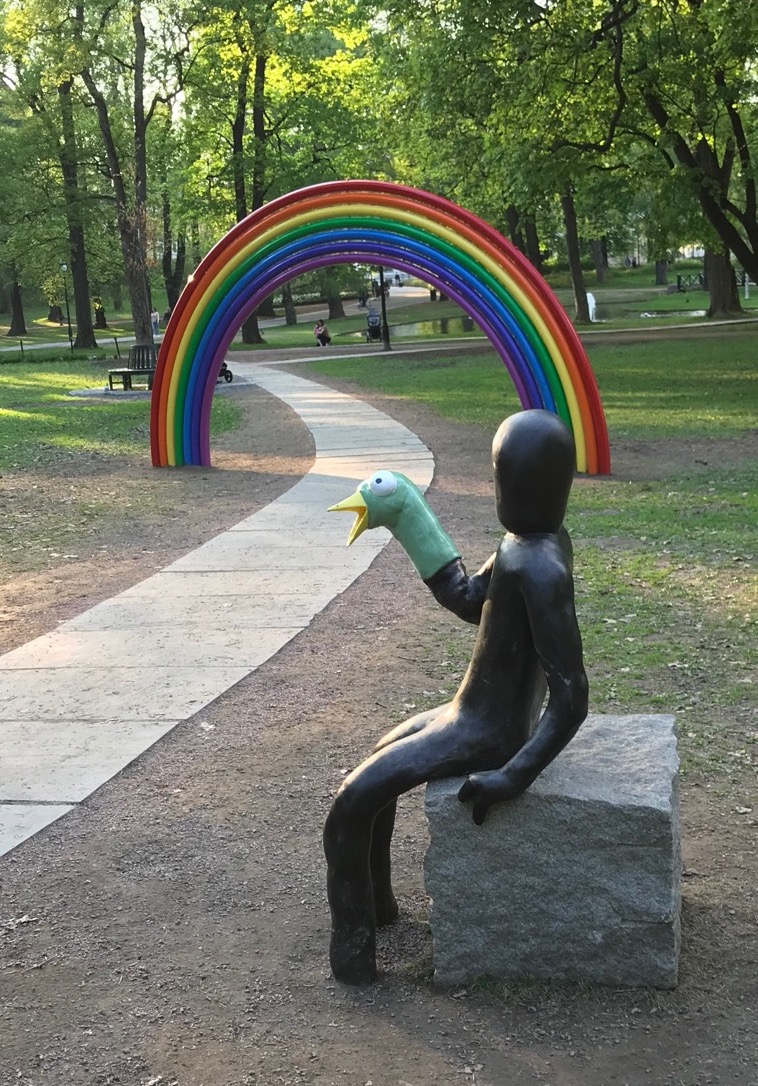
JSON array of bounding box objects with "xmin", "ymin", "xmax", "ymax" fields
[{"xmin": 108, "ymin": 344, "xmax": 157, "ymax": 391}]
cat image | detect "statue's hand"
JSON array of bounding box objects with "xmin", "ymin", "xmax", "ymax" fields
[{"xmin": 457, "ymin": 767, "xmax": 527, "ymax": 825}]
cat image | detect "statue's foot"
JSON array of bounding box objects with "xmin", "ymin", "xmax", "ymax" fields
[
  {"xmin": 330, "ymin": 925, "xmax": 377, "ymax": 984},
  {"xmin": 373, "ymin": 891, "xmax": 399, "ymax": 928}
]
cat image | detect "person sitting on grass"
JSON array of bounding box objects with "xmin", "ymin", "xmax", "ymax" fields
[{"xmin": 314, "ymin": 320, "xmax": 331, "ymax": 347}]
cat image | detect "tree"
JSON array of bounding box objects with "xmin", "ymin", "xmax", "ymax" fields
[
  {"xmin": 54, "ymin": 79, "xmax": 98, "ymax": 347},
  {"xmin": 505, "ymin": 0, "xmax": 756, "ymax": 314},
  {"xmin": 69, "ymin": 0, "xmax": 195, "ymax": 344},
  {"xmin": 624, "ymin": 0, "xmax": 758, "ymax": 290},
  {"xmin": 1, "ymin": 5, "xmax": 101, "ymax": 347},
  {"xmin": 186, "ymin": 1, "xmax": 385, "ymax": 341}
]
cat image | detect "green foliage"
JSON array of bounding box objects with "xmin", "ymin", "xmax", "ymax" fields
[{"xmin": 3, "ymin": 0, "xmax": 758, "ymax": 329}]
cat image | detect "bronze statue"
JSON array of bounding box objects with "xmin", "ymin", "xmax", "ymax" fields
[{"xmin": 324, "ymin": 409, "xmax": 589, "ymax": 983}]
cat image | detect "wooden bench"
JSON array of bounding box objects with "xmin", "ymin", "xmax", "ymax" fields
[{"xmin": 108, "ymin": 344, "xmax": 157, "ymax": 391}]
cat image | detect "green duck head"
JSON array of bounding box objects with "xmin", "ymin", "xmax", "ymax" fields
[{"xmin": 328, "ymin": 470, "xmax": 460, "ymax": 580}]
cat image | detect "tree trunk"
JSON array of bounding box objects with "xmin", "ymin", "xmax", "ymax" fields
[
  {"xmin": 112, "ymin": 281, "xmax": 123, "ymax": 310},
  {"xmin": 654, "ymin": 259, "xmax": 668, "ymax": 285},
  {"xmin": 239, "ymin": 52, "xmax": 268, "ymax": 345},
  {"xmin": 131, "ymin": 0, "xmax": 150, "ymax": 340},
  {"xmin": 256, "ymin": 293, "xmax": 276, "ymax": 318},
  {"xmin": 121, "ymin": 225, "xmax": 153, "ymax": 344},
  {"xmin": 190, "ymin": 222, "xmax": 201, "ymax": 268},
  {"xmin": 590, "ymin": 239, "xmax": 608, "ymax": 283},
  {"xmin": 282, "ymin": 282, "xmax": 297, "ymax": 325},
  {"xmin": 5, "ymin": 274, "xmax": 26, "ymax": 336},
  {"xmin": 524, "ymin": 218, "xmax": 544, "ymax": 274},
  {"xmin": 504, "ymin": 205, "xmax": 525, "ymax": 253},
  {"xmin": 58, "ymin": 81, "xmax": 98, "ymax": 350},
  {"xmin": 240, "ymin": 317, "xmax": 264, "ymax": 347},
  {"xmin": 162, "ymin": 192, "xmax": 186, "ymax": 311},
  {"xmin": 325, "ymin": 268, "xmax": 346, "ymax": 320},
  {"xmin": 81, "ymin": 71, "xmax": 152, "ymax": 344},
  {"xmin": 79, "ymin": 0, "xmax": 153, "ymax": 346},
  {"xmin": 704, "ymin": 248, "xmax": 742, "ymax": 318},
  {"xmin": 231, "ymin": 56, "xmax": 251, "ymax": 223},
  {"xmin": 643, "ymin": 90, "xmax": 758, "ymax": 284},
  {"xmin": 561, "ymin": 191, "xmax": 590, "ymax": 323}
]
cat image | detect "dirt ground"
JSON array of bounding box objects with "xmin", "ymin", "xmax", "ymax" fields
[{"xmin": 1, "ymin": 359, "xmax": 756, "ymax": 1086}]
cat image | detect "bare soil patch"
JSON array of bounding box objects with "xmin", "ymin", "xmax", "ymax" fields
[
  {"xmin": 1, "ymin": 361, "xmax": 756, "ymax": 1086},
  {"xmin": 0, "ymin": 384, "xmax": 315, "ymax": 656}
]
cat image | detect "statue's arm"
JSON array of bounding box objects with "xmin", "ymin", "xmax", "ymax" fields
[
  {"xmin": 459, "ymin": 556, "xmax": 588, "ymax": 822},
  {"xmin": 423, "ymin": 554, "xmax": 496, "ymax": 625}
]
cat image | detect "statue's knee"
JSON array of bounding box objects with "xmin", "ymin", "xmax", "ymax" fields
[
  {"xmin": 330, "ymin": 784, "xmax": 361, "ymax": 824},
  {"xmin": 329, "ymin": 778, "xmax": 379, "ymax": 837}
]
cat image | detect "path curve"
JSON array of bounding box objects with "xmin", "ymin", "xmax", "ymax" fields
[{"xmin": 0, "ymin": 365, "xmax": 434, "ymax": 857}]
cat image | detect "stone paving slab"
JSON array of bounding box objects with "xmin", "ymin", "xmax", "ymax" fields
[
  {"xmin": 0, "ymin": 666, "xmax": 252, "ymax": 723},
  {"xmin": 0, "ymin": 804, "xmax": 75, "ymax": 852},
  {"xmin": 66, "ymin": 594, "xmax": 333, "ymax": 630},
  {"xmin": 117, "ymin": 569, "xmax": 370, "ymax": 598},
  {"xmin": 0, "ymin": 626, "xmax": 303, "ymax": 671},
  {"xmin": 225, "ymin": 504, "xmax": 382, "ymax": 532},
  {"xmin": 0, "ymin": 364, "xmax": 434, "ymax": 857},
  {"xmin": 0, "ymin": 718, "xmax": 180, "ymax": 803},
  {"xmin": 163, "ymin": 534, "xmax": 386, "ymax": 572}
]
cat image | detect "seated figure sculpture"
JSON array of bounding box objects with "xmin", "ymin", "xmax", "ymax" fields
[{"xmin": 324, "ymin": 409, "xmax": 589, "ymax": 984}]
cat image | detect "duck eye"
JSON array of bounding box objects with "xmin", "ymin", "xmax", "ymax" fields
[{"xmin": 368, "ymin": 471, "xmax": 397, "ymax": 496}]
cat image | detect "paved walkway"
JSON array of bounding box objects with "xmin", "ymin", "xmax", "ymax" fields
[{"xmin": 0, "ymin": 363, "xmax": 434, "ymax": 858}]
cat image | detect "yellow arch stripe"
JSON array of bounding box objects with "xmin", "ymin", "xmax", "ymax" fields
[{"xmin": 168, "ymin": 203, "xmax": 587, "ymax": 469}]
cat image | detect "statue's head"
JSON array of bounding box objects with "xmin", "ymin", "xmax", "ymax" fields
[{"xmin": 492, "ymin": 410, "xmax": 576, "ymax": 534}]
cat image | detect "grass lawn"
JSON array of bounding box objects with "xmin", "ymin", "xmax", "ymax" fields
[
  {"xmin": 303, "ymin": 332, "xmax": 757, "ymax": 781},
  {"xmin": 0, "ymin": 303, "xmax": 140, "ymax": 349},
  {"xmin": 0, "ymin": 358, "xmax": 242, "ymax": 473}
]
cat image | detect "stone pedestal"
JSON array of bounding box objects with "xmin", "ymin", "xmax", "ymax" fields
[{"xmin": 424, "ymin": 714, "xmax": 680, "ymax": 989}]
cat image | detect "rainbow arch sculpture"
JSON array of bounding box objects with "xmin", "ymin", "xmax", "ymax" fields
[{"xmin": 150, "ymin": 181, "xmax": 610, "ymax": 474}]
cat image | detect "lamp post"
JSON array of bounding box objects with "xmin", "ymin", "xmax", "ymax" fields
[
  {"xmin": 377, "ymin": 266, "xmax": 391, "ymax": 351},
  {"xmin": 59, "ymin": 262, "xmax": 73, "ymax": 353}
]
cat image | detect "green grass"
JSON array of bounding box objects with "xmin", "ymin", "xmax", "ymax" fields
[
  {"xmin": 303, "ymin": 332, "xmax": 757, "ymax": 438},
  {"xmin": 0, "ymin": 303, "xmax": 140, "ymax": 347},
  {"xmin": 228, "ymin": 299, "xmax": 481, "ymax": 351},
  {"xmin": 568, "ymin": 479, "xmax": 756, "ymax": 770},
  {"xmin": 238, "ymin": 293, "xmax": 758, "ymax": 351},
  {"xmin": 0, "ymin": 359, "xmax": 242, "ymax": 472},
  {"xmin": 303, "ymin": 332, "xmax": 757, "ymax": 778},
  {"xmin": 544, "ymin": 261, "xmax": 706, "ymax": 292},
  {"xmin": 8, "ymin": 274, "xmax": 755, "ymax": 358},
  {"xmin": 587, "ymin": 336, "xmax": 757, "ymax": 437}
]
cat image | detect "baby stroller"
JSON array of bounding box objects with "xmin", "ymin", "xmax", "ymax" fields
[
  {"xmin": 365, "ymin": 313, "xmax": 382, "ymax": 342},
  {"xmin": 217, "ymin": 361, "xmax": 233, "ymax": 383}
]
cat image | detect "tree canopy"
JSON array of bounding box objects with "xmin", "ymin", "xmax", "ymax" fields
[{"xmin": 1, "ymin": 0, "xmax": 756, "ymax": 328}]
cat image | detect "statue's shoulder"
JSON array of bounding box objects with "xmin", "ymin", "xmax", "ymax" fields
[{"xmin": 496, "ymin": 532, "xmax": 573, "ymax": 590}]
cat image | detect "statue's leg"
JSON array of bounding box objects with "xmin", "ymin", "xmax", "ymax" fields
[
  {"xmin": 324, "ymin": 804, "xmax": 377, "ymax": 984},
  {"xmin": 370, "ymin": 801, "xmax": 398, "ymax": 926},
  {"xmin": 324, "ymin": 718, "xmax": 476, "ymax": 984},
  {"xmin": 367, "ymin": 707, "xmax": 445, "ymax": 930},
  {"xmin": 372, "ymin": 705, "xmax": 446, "ymax": 753}
]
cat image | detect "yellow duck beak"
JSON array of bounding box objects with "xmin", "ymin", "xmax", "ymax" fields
[{"xmin": 328, "ymin": 489, "xmax": 368, "ymax": 545}]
